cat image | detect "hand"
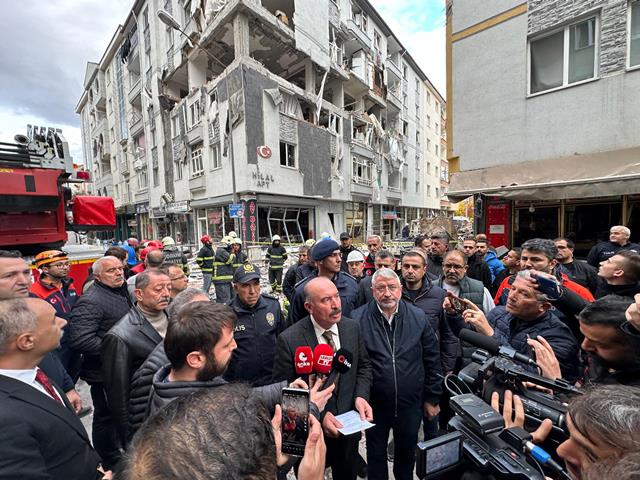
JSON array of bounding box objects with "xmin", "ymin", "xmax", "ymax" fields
[
  {"xmin": 527, "ymin": 336, "xmax": 562, "ymax": 380},
  {"xmin": 271, "ymin": 404, "xmax": 289, "ymax": 467},
  {"xmin": 297, "ymin": 415, "xmax": 326, "ymax": 480},
  {"xmin": 289, "ymin": 378, "xmax": 308, "ymax": 389},
  {"xmin": 442, "ymin": 297, "xmax": 456, "ymax": 315},
  {"xmin": 355, "ymin": 397, "xmax": 373, "ymax": 421},
  {"xmin": 66, "ymin": 389, "xmax": 83, "ymax": 414},
  {"xmin": 321, "ymin": 411, "xmax": 343, "ymax": 438},
  {"xmin": 491, "ymin": 390, "xmax": 553, "ymax": 443},
  {"xmin": 625, "ymin": 293, "xmax": 640, "ymax": 331},
  {"xmin": 462, "ymin": 300, "xmax": 494, "ymax": 336},
  {"xmin": 424, "ymin": 402, "xmax": 440, "ymax": 419},
  {"xmin": 309, "ymin": 377, "xmax": 335, "ymax": 413},
  {"xmin": 97, "ymin": 465, "xmax": 112, "ymax": 480}
]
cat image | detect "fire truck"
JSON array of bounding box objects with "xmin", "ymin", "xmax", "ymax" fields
[{"xmin": 0, "ymin": 126, "xmax": 116, "ymax": 286}]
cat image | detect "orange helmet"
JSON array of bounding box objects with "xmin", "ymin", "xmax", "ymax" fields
[{"xmin": 34, "ymin": 250, "xmax": 68, "ymax": 269}]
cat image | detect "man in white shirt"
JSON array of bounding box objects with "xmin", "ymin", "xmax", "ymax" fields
[{"xmin": 0, "ymin": 297, "xmax": 102, "ymax": 479}]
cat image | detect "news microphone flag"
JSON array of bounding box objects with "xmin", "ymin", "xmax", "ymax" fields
[
  {"xmin": 294, "ymin": 346, "xmax": 313, "ymax": 384},
  {"xmin": 320, "ymin": 348, "xmax": 353, "ymax": 392},
  {"xmin": 313, "ymin": 344, "xmax": 334, "ymax": 376}
]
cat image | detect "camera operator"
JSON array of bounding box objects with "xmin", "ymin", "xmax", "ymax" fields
[
  {"xmin": 493, "ymin": 385, "xmax": 640, "ymax": 480},
  {"xmin": 457, "ymin": 271, "xmax": 580, "ymax": 381}
]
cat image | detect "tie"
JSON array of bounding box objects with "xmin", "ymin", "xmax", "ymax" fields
[
  {"xmin": 35, "ymin": 368, "xmax": 63, "ymax": 405},
  {"xmin": 322, "ymin": 330, "xmax": 336, "ymax": 351}
]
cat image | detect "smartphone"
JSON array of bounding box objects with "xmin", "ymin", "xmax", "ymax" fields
[
  {"xmin": 281, "ymin": 387, "xmax": 310, "ymax": 456},
  {"xmin": 448, "ymin": 293, "xmax": 466, "ymax": 315}
]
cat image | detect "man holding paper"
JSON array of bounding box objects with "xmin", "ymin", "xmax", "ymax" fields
[
  {"xmin": 272, "ymin": 277, "xmax": 373, "ymax": 480},
  {"xmin": 351, "ymin": 269, "xmax": 443, "ymax": 480}
]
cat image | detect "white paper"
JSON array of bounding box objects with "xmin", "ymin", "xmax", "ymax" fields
[
  {"xmin": 335, "ymin": 410, "xmax": 375, "ymax": 436},
  {"xmin": 489, "ymin": 224, "xmax": 505, "ymax": 234}
]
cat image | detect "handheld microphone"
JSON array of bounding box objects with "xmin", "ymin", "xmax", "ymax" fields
[
  {"xmin": 459, "ymin": 329, "xmax": 539, "ymax": 368},
  {"xmin": 313, "ymin": 344, "xmax": 334, "ymax": 377},
  {"xmin": 320, "ymin": 348, "xmax": 353, "ymax": 391},
  {"xmin": 294, "ymin": 346, "xmax": 314, "ymax": 384}
]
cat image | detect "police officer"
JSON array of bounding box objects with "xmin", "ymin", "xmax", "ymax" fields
[
  {"xmin": 161, "ymin": 236, "xmax": 189, "ymax": 274},
  {"xmin": 196, "ymin": 235, "xmax": 215, "ymax": 296},
  {"xmin": 224, "ymin": 264, "xmax": 286, "ymax": 386},
  {"xmin": 266, "ymin": 235, "xmax": 287, "ymax": 293},
  {"xmin": 288, "ymin": 238, "xmax": 359, "ymax": 324},
  {"xmin": 212, "ymin": 236, "xmax": 235, "ymax": 304}
]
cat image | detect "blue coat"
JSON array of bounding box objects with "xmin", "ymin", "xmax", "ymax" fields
[
  {"xmin": 488, "ymin": 306, "xmax": 579, "ymax": 382},
  {"xmin": 483, "ymin": 251, "xmax": 505, "ymax": 283},
  {"xmin": 351, "ymin": 300, "xmax": 442, "ymax": 414},
  {"xmin": 288, "ymin": 271, "xmax": 358, "ymax": 324}
]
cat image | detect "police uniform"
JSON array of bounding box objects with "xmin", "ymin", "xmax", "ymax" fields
[{"xmin": 224, "ymin": 264, "xmax": 286, "ymax": 387}]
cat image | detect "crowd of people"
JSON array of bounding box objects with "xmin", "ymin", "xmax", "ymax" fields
[{"xmin": 0, "ymin": 224, "xmax": 639, "ymax": 480}]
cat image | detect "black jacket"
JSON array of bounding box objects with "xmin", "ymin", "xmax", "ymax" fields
[
  {"xmin": 128, "ymin": 342, "xmax": 168, "ymax": 438},
  {"xmin": 196, "ymin": 244, "xmax": 214, "ymax": 273},
  {"xmin": 559, "ymin": 260, "xmax": 599, "ymax": 295},
  {"xmin": 587, "ymin": 240, "xmax": 640, "ymax": 267},
  {"xmin": 295, "ymin": 262, "xmax": 316, "ymax": 283},
  {"xmin": 581, "ymin": 353, "xmax": 640, "ymax": 387},
  {"xmin": 594, "ymin": 281, "xmax": 640, "ymax": 299},
  {"xmin": 101, "ymin": 306, "xmax": 164, "ymax": 444},
  {"xmin": 0, "ymin": 373, "xmax": 101, "ymax": 480},
  {"xmin": 489, "ymin": 306, "xmax": 580, "ymax": 382},
  {"xmin": 340, "ymin": 245, "xmax": 359, "ymax": 272},
  {"xmin": 401, "ymin": 276, "xmax": 457, "ymax": 373},
  {"xmin": 68, "ymin": 280, "xmax": 133, "ymax": 384},
  {"xmin": 163, "ymin": 247, "xmax": 189, "ymax": 274},
  {"xmin": 466, "ymin": 255, "xmax": 493, "ymax": 290},
  {"xmin": 351, "ymin": 300, "xmax": 442, "ymax": 413},
  {"xmin": 272, "ymin": 315, "xmax": 372, "ymax": 417},
  {"xmin": 147, "ymin": 365, "xmax": 290, "ymax": 422},
  {"xmin": 356, "ymin": 274, "xmax": 374, "ymax": 308},
  {"xmin": 224, "ymin": 295, "xmax": 286, "ymax": 386},
  {"xmin": 427, "ymin": 254, "xmax": 444, "ymax": 278},
  {"xmin": 283, "ymin": 263, "xmax": 302, "ymax": 301}
]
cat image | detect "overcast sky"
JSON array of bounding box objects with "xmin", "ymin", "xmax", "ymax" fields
[{"xmin": 0, "ymin": 0, "xmax": 445, "ymax": 166}]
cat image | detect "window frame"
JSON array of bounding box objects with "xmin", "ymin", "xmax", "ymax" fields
[
  {"xmin": 351, "ymin": 155, "xmax": 372, "ymax": 186},
  {"xmin": 279, "ymin": 141, "xmax": 297, "ymax": 169},
  {"xmin": 190, "ymin": 143, "xmax": 204, "ymax": 177},
  {"xmin": 527, "ymin": 14, "xmax": 600, "ymax": 97},
  {"xmin": 210, "ymin": 143, "xmax": 221, "ymax": 170},
  {"xmin": 628, "ymin": 0, "xmax": 640, "ymax": 70}
]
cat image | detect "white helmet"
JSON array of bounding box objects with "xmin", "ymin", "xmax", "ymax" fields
[
  {"xmin": 161, "ymin": 236, "xmax": 175, "ymax": 247},
  {"xmin": 228, "ymin": 231, "xmax": 238, "ymax": 238},
  {"xmin": 233, "ymin": 238, "xmax": 242, "ymax": 245},
  {"xmin": 272, "ymin": 235, "xmax": 281, "ymax": 241},
  {"xmin": 347, "ymin": 251, "xmax": 365, "ymax": 263},
  {"xmin": 221, "ymin": 236, "xmax": 231, "ymax": 245}
]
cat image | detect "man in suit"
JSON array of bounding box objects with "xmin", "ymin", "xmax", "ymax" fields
[
  {"xmin": 0, "ymin": 297, "xmax": 103, "ymax": 479},
  {"xmin": 273, "ymin": 277, "xmax": 373, "ymax": 480}
]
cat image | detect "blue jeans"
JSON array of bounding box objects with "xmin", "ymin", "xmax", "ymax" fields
[{"xmin": 202, "ymin": 273, "xmax": 212, "ymax": 296}]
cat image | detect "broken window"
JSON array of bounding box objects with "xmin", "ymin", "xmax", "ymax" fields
[
  {"xmin": 279, "ymin": 141, "xmax": 297, "ymax": 168},
  {"xmin": 210, "ymin": 143, "xmax": 221, "ymax": 170},
  {"xmin": 352, "ymin": 156, "xmax": 372, "ymax": 185}
]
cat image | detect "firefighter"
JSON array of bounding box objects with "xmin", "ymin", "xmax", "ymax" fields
[
  {"xmin": 161, "ymin": 236, "xmax": 189, "ymax": 274},
  {"xmin": 266, "ymin": 235, "xmax": 287, "ymax": 293},
  {"xmin": 212, "ymin": 236, "xmax": 236, "ymax": 304},
  {"xmin": 231, "ymin": 237, "xmax": 248, "ymax": 269},
  {"xmin": 29, "ymin": 250, "xmax": 80, "ymax": 380},
  {"xmin": 196, "ymin": 235, "xmax": 215, "ymax": 296}
]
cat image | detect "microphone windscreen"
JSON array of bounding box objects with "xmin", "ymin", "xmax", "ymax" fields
[
  {"xmin": 294, "ymin": 346, "xmax": 314, "ymax": 375},
  {"xmin": 313, "ymin": 344, "xmax": 334, "ymax": 375},
  {"xmin": 332, "ymin": 348, "xmax": 353, "ymax": 374},
  {"xmin": 459, "ymin": 329, "xmax": 500, "ymax": 355}
]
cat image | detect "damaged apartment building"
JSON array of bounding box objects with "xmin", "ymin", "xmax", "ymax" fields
[{"xmin": 77, "ymin": 0, "xmax": 447, "ymax": 245}]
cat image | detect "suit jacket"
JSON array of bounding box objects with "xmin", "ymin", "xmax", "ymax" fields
[
  {"xmin": 0, "ymin": 373, "xmax": 101, "ymax": 479},
  {"xmin": 272, "ymin": 315, "xmax": 372, "ymax": 416}
]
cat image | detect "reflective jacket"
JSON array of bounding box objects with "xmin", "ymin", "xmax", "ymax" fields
[
  {"xmin": 212, "ymin": 246, "xmax": 235, "ymax": 283},
  {"xmin": 266, "ymin": 245, "xmax": 287, "ymax": 270},
  {"xmin": 224, "ymin": 295, "xmax": 286, "ymax": 386},
  {"xmin": 196, "ymin": 244, "xmax": 214, "ymax": 273},
  {"xmin": 162, "ymin": 247, "xmax": 189, "ymax": 274},
  {"xmin": 29, "ymin": 277, "xmax": 77, "ymax": 320},
  {"xmin": 232, "ymin": 250, "xmax": 248, "ymax": 270}
]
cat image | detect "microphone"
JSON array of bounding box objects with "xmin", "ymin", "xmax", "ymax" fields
[
  {"xmin": 294, "ymin": 346, "xmax": 314, "ymax": 384},
  {"xmin": 320, "ymin": 348, "xmax": 353, "ymax": 392},
  {"xmin": 459, "ymin": 329, "xmax": 539, "ymax": 368},
  {"xmin": 313, "ymin": 344, "xmax": 334, "ymax": 378}
]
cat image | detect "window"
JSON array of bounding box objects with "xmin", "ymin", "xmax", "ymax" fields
[
  {"xmin": 183, "ymin": 1, "xmax": 191, "ymax": 26},
  {"xmin": 436, "ymin": 187, "xmax": 440, "ymax": 198},
  {"xmin": 426, "ymin": 91, "xmax": 431, "ymax": 104},
  {"xmin": 426, "ymin": 115, "xmax": 431, "ymax": 128},
  {"xmin": 427, "ymin": 162, "xmax": 431, "ymax": 174},
  {"xmin": 361, "ymin": 12, "xmax": 368, "ymax": 33},
  {"xmin": 427, "ymin": 185, "xmax": 431, "ymax": 197},
  {"xmin": 402, "ymin": 64, "xmax": 408, "ymax": 78},
  {"xmin": 189, "ymin": 100, "xmax": 201, "ymax": 128},
  {"xmin": 153, "ymin": 167, "xmax": 159, "ymax": 187},
  {"xmin": 415, "ymin": 180, "xmax": 419, "ymax": 193},
  {"xmin": 402, "ymin": 121, "xmax": 408, "ymax": 136},
  {"xmin": 435, "ymin": 123, "xmax": 440, "ymax": 135},
  {"xmin": 415, "ymin": 79, "xmax": 420, "ymax": 93},
  {"xmin": 279, "ymin": 141, "xmax": 296, "ymax": 168},
  {"xmin": 435, "ymin": 144, "xmax": 439, "ymax": 157},
  {"xmin": 415, "ymin": 130, "xmax": 420, "ymax": 144},
  {"xmin": 191, "ymin": 142, "xmax": 204, "ymax": 176},
  {"xmin": 630, "ymin": 1, "xmax": 640, "ymax": 68},
  {"xmin": 374, "ymin": 31, "xmax": 382, "ymax": 51},
  {"xmin": 174, "ymin": 160, "xmax": 183, "ymax": 180},
  {"xmin": 529, "ymin": 16, "xmax": 597, "ymax": 94},
  {"xmin": 352, "ymin": 156, "xmax": 372, "ymax": 185},
  {"xmin": 427, "ymin": 138, "xmax": 431, "ymax": 152},
  {"xmin": 435, "ymin": 101, "xmax": 440, "ymax": 111},
  {"xmin": 210, "ymin": 143, "xmax": 221, "ymax": 170},
  {"xmin": 138, "ymin": 167, "xmax": 148, "ymax": 189}
]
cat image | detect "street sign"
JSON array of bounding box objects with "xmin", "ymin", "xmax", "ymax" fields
[{"xmin": 229, "ymin": 203, "xmax": 244, "ymax": 218}]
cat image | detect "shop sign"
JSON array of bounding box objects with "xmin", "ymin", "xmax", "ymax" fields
[
  {"xmin": 241, "ymin": 198, "xmax": 258, "ymax": 244},
  {"xmin": 229, "ymin": 203, "xmax": 244, "ymax": 218},
  {"xmin": 136, "ymin": 203, "xmax": 149, "ymax": 214},
  {"xmin": 127, "ymin": 219, "xmax": 138, "ymax": 227},
  {"xmin": 165, "ymin": 200, "xmax": 190, "ymax": 213},
  {"xmin": 208, "ymin": 210, "xmax": 222, "ymax": 225},
  {"xmin": 382, "ymin": 210, "xmax": 398, "ymax": 220},
  {"xmin": 150, "ymin": 207, "xmax": 167, "ymax": 219}
]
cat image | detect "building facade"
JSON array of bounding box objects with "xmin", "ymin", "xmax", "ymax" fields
[
  {"xmin": 447, "ymin": 0, "xmax": 640, "ymax": 254},
  {"xmin": 77, "ymin": 0, "xmax": 447, "ymax": 246}
]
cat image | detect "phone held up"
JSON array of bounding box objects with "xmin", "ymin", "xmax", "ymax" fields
[{"xmin": 281, "ymin": 387, "xmax": 310, "ymax": 456}]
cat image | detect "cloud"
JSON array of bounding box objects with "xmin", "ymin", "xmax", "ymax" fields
[
  {"xmin": 0, "ymin": 0, "xmax": 131, "ymax": 163},
  {"xmin": 369, "ymin": 0, "xmax": 446, "ymax": 95}
]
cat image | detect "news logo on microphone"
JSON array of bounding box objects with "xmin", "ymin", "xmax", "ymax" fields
[{"xmin": 295, "ymin": 347, "xmax": 313, "ymax": 373}]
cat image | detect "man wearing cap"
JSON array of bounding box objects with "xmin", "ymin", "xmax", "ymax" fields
[
  {"xmin": 283, "ymin": 245, "xmax": 310, "ymax": 301},
  {"xmin": 266, "ymin": 235, "xmax": 288, "ymax": 293},
  {"xmin": 224, "ymin": 264, "xmax": 286, "ymax": 386},
  {"xmin": 339, "ymin": 232, "xmax": 359, "ymax": 273},
  {"xmin": 196, "ymin": 235, "xmax": 215, "ymax": 296},
  {"xmin": 346, "ymin": 250, "xmax": 365, "ymax": 283},
  {"xmin": 212, "ymin": 237, "xmax": 236, "ymax": 304},
  {"xmin": 30, "ymin": 250, "xmax": 80, "ymax": 380},
  {"xmin": 288, "ymin": 238, "xmax": 358, "ymax": 324}
]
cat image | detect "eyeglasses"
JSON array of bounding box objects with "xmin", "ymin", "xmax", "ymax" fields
[
  {"xmin": 374, "ymin": 284, "xmax": 400, "ymax": 293},
  {"xmin": 443, "ymin": 263, "xmax": 465, "ymax": 270},
  {"xmin": 50, "ymin": 262, "xmax": 70, "ymax": 268}
]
